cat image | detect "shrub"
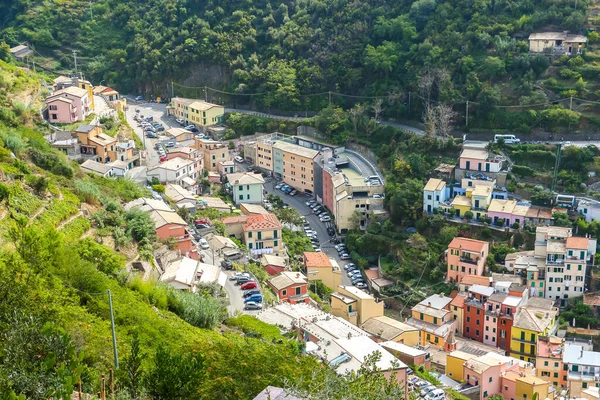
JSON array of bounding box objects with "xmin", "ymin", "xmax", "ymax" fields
[
  {"xmin": 512, "ymin": 222, "xmax": 520, "ymax": 230},
  {"xmin": 480, "ymin": 227, "xmax": 492, "ymax": 239},
  {"xmin": 464, "ymin": 211, "xmax": 473, "ymax": 220},
  {"xmin": 74, "ymin": 180, "xmax": 102, "ymax": 204},
  {"xmin": 28, "ymin": 148, "xmax": 73, "ymax": 178},
  {"xmin": 512, "ymin": 165, "xmax": 535, "ymax": 177},
  {"xmin": 225, "ymin": 315, "xmax": 282, "ymax": 340}
]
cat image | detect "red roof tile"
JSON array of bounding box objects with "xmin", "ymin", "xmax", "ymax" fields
[
  {"xmin": 448, "ymin": 237, "xmax": 488, "ymax": 253},
  {"xmin": 304, "ymin": 252, "xmax": 332, "ymax": 268},
  {"xmin": 243, "ymin": 213, "xmax": 281, "ymax": 231},
  {"xmin": 566, "ymin": 237, "xmax": 589, "ymax": 250}
]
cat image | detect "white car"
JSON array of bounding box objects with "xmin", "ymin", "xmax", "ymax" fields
[
  {"xmin": 198, "ymin": 238, "xmax": 210, "ymax": 249},
  {"xmin": 425, "ymin": 389, "xmax": 445, "ymax": 400},
  {"xmin": 320, "ymin": 216, "xmax": 331, "ymax": 222},
  {"xmin": 234, "ymin": 156, "xmax": 244, "ymax": 163}
]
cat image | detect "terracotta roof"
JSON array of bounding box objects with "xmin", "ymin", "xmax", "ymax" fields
[
  {"xmin": 566, "ymin": 236, "xmax": 589, "ymax": 250},
  {"xmin": 360, "ymin": 316, "xmax": 418, "ymax": 341},
  {"xmin": 221, "ymin": 215, "xmax": 249, "ymax": 225},
  {"xmin": 487, "ymin": 199, "xmax": 517, "ymax": 214},
  {"xmin": 52, "ymin": 86, "xmax": 89, "ymax": 98},
  {"xmin": 526, "ymin": 206, "xmax": 552, "ymax": 219},
  {"xmin": 47, "ymin": 96, "xmax": 73, "ymax": 104},
  {"xmin": 268, "ymin": 271, "xmax": 307, "ymax": 291},
  {"xmin": 304, "ymin": 252, "xmax": 332, "ymax": 268},
  {"xmin": 364, "ymin": 269, "xmax": 378, "ymax": 280},
  {"xmin": 460, "ymin": 275, "xmax": 492, "ymax": 287},
  {"xmin": 450, "ymin": 294, "xmax": 466, "ymax": 308},
  {"xmin": 227, "ymin": 172, "xmax": 265, "ymax": 185},
  {"xmin": 243, "ymin": 213, "xmax": 281, "ymax": 231},
  {"xmin": 448, "ymin": 237, "xmax": 488, "ymax": 253}
]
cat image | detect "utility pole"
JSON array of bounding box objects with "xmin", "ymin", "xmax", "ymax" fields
[
  {"xmin": 204, "ymin": 85, "xmax": 208, "ymax": 102},
  {"xmin": 328, "ymin": 91, "xmax": 332, "ymax": 108},
  {"xmin": 32, "ymin": 61, "xmax": 36, "ymax": 74},
  {"xmin": 407, "ymin": 92, "xmax": 411, "ymax": 116},
  {"xmin": 569, "ymin": 96, "xmax": 573, "ymax": 111},
  {"xmin": 465, "ymin": 100, "xmax": 469, "ymax": 126},
  {"xmin": 72, "ymin": 50, "xmax": 78, "ymax": 77},
  {"xmin": 107, "ymin": 289, "xmax": 119, "ymax": 369},
  {"xmin": 551, "ymin": 144, "xmax": 562, "ymax": 192},
  {"xmin": 89, "ymin": 0, "xmax": 93, "ymax": 20},
  {"xmin": 171, "ymin": 81, "xmax": 174, "ymax": 99}
]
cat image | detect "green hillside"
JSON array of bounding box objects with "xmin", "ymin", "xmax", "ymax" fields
[
  {"xmin": 0, "ymin": 54, "xmax": 334, "ymax": 400},
  {"xmin": 2, "ymin": 0, "xmax": 599, "ymax": 131}
]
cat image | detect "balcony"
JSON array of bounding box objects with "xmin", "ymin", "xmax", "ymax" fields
[
  {"xmin": 512, "ymin": 336, "xmax": 536, "ymax": 344},
  {"xmin": 568, "ymin": 371, "xmax": 600, "ymax": 382},
  {"xmin": 510, "ymin": 348, "xmax": 536, "ymax": 357},
  {"xmin": 460, "ymin": 257, "xmax": 480, "ymax": 265},
  {"xmin": 546, "ymin": 259, "xmax": 564, "ymax": 265}
]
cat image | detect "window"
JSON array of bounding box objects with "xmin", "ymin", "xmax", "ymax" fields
[
  {"xmin": 257, "ymin": 232, "xmax": 262, "ymax": 240},
  {"xmin": 485, "ymin": 335, "xmax": 489, "ymax": 340},
  {"xmin": 583, "ymin": 383, "xmax": 588, "ymax": 389},
  {"xmin": 427, "ymin": 195, "xmax": 432, "ymax": 200},
  {"xmin": 248, "ymin": 232, "xmax": 252, "ymax": 238},
  {"xmin": 433, "ymin": 317, "xmax": 437, "ymax": 324},
  {"xmin": 427, "ymin": 334, "xmax": 431, "ymax": 340},
  {"xmin": 212, "ymin": 155, "xmax": 215, "ymax": 160},
  {"xmin": 274, "ymin": 230, "xmax": 278, "ymax": 239},
  {"xmin": 239, "ymin": 185, "xmax": 243, "ymax": 191},
  {"xmin": 544, "ymin": 361, "xmax": 548, "ymax": 366},
  {"xmin": 489, "ymin": 377, "xmax": 493, "ymax": 383},
  {"xmin": 282, "ymin": 290, "xmax": 287, "ymax": 296},
  {"xmin": 248, "ymin": 243, "xmax": 252, "ymax": 249},
  {"xmin": 466, "ymin": 316, "xmax": 470, "ymax": 322},
  {"xmin": 476, "ymin": 329, "xmax": 480, "ymax": 336},
  {"xmin": 274, "ymin": 240, "xmax": 278, "ymax": 247},
  {"xmin": 466, "ymin": 327, "xmax": 470, "ymax": 333},
  {"xmin": 554, "ymin": 372, "xmax": 558, "ymax": 378},
  {"xmin": 420, "ymin": 313, "xmax": 424, "ymax": 320},
  {"xmin": 247, "ymin": 194, "xmax": 250, "ymax": 199},
  {"xmin": 435, "ymin": 336, "xmax": 439, "ymax": 343},
  {"xmin": 296, "ymin": 287, "xmax": 301, "ymax": 295},
  {"xmin": 483, "ymin": 391, "xmax": 488, "ymax": 398},
  {"xmin": 246, "ymin": 185, "xmax": 249, "ymax": 190}
]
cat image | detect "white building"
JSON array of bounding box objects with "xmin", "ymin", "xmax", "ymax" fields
[
  {"xmin": 165, "ymin": 184, "xmax": 197, "ymax": 211},
  {"xmin": 146, "ymin": 157, "xmax": 197, "ymax": 190},
  {"xmin": 513, "ymin": 227, "xmax": 596, "ymax": 308},
  {"xmin": 423, "ymin": 178, "xmax": 449, "ymax": 214},
  {"xmin": 227, "ymin": 172, "xmax": 265, "ymax": 205},
  {"xmin": 160, "ymin": 257, "xmax": 226, "ymax": 291},
  {"xmin": 80, "ymin": 159, "xmax": 115, "ymax": 178},
  {"xmin": 577, "ymin": 199, "xmax": 600, "ymax": 222}
]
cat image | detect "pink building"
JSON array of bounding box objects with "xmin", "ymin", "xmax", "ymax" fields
[
  {"xmin": 46, "ymin": 86, "xmax": 90, "ymax": 123},
  {"xmin": 464, "ymin": 353, "xmax": 520, "ymax": 400},
  {"xmin": 459, "ymin": 148, "xmax": 503, "ymax": 173},
  {"xmin": 447, "ymin": 238, "xmax": 489, "ymax": 282},
  {"xmin": 487, "ymin": 199, "xmax": 529, "ymax": 227}
]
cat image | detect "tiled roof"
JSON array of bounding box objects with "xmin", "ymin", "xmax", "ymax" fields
[
  {"xmin": 52, "ymin": 86, "xmax": 89, "ymax": 98},
  {"xmin": 221, "ymin": 215, "xmax": 250, "ymax": 225},
  {"xmin": 81, "ymin": 159, "xmax": 112, "ymax": 175},
  {"xmin": 460, "ymin": 148, "xmax": 488, "ymax": 160},
  {"xmin": 243, "ymin": 213, "xmax": 281, "ymax": 231},
  {"xmin": 360, "ymin": 316, "xmax": 418, "ymax": 341},
  {"xmin": 304, "ymin": 252, "xmax": 332, "ymax": 268},
  {"xmin": 513, "ymin": 306, "xmax": 557, "ymax": 332},
  {"xmin": 227, "ymin": 172, "xmax": 265, "ymax": 185},
  {"xmin": 487, "ymin": 199, "xmax": 517, "ymax": 213},
  {"xmin": 460, "ymin": 275, "xmax": 491, "ymax": 287},
  {"xmin": 566, "ymin": 236, "xmax": 589, "ymax": 250},
  {"xmin": 268, "ymin": 271, "xmax": 307, "ymax": 291},
  {"xmin": 450, "ymin": 294, "xmax": 466, "ymax": 308},
  {"xmin": 272, "ymin": 141, "xmax": 319, "ymax": 159},
  {"xmin": 424, "ymin": 178, "xmax": 446, "ymax": 191},
  {"xmin": 75, "ymin": 124, "xmax": 96, "ymax": 133},
  {"xmin": 448, "ymin": 237, "xmax": 488, "ymax": 253}
]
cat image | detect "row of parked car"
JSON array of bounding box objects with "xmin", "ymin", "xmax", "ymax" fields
[
  {"xmin": 230, "ymin": 272, "xmax": 263, "ymax": 310},
  {"xmin": 408, "ymin": 377, "xmax": 445, "ymax": 400},
  {"xmin": 174, "ymin": 118, "xmax": 200, "ymax": 133},
  {"xmin": 304, "ymin": 199, "xmax": 332, "ymax": 222},
  {"xmin": 342, "ymin": 263, "xmax": 368, "ymax": 289},
  {"xmin": 275, "ymin": 182, "xmax": 299, "ymax": 196}
]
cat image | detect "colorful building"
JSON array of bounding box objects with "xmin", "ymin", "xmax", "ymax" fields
[
  {"xmin": 459, "ymin": 147, "xmax": 504, "ymax": 173},
  {"xmin": 242, "ymin": 214, "xmax": 284, "ymax": 257},
  {"xmin": 272, "ymin": 141, "xmax": 319, "ymax": 194},
  {"xmin": 563, "ymin": 341, "xmax": 600, "ymax": 397},
  {"xmin": 463, "ymin": 284, "xmax": 495, "ymax": 342},
  {"xmin": 423, "ymin": 178, "xmax": 449, "ymax": 213},
  {"xmin": 406, "ymin": 293, "xmax": 456, "ymax": 349},
  {"xmin": 195, "ymin": 138, "xmax": 230, "ymax": 172},
  {"xmin": 447, "ymin": 237, "xmax": 489, "ymax": 283},
  {"xmin": 536, "ymin": 336, "xmax": 565, "ymax": 388},
  {"xmin": 304, "ymin": 252, "xmax": 341, "ymax": 292},
  {"xmin": 331, "ymin": 285, "xmax": 384, "ymax": 326},
  {"xmin": 267, "ymin": 271, "xmax": 309, "ymax": 304},
  {"xmin": 227, "ymin": 172, "xmax": 265, "ymax": 205},
  {"xmin": 360, "ymin": 316, "xmax": 420, "ymax": 346},
  {"xmin": 510, "ymin": 298, "xmax": 558, "ymax": 363},
  {"xmin": 46, "ymin": 86, "xmax": 91, "ymax": 124},
  {"xmin": 75, "ymin": 124, "xmax": 118, "ymax": 163}
]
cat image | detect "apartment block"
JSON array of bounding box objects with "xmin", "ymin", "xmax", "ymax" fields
[
  {"xmin": 243, "ymin": 214, "xmax": 284, "ymax": 257},
  {"xmin": 423, "ymin": 178, "xmax": 449, "ymax": 213},
  {"xmin": 406, "ymin": 293, "xmax": 457, "ymax": 349},
  {"xmin": 563, "ymin": 341, "xmax": 600, "ymax": 397},
  {"xmin": 330, "ymin": 285, "xmax": 384, "ymax": 326},
  {"xmin": 510, "ymin": 297, "xmax": 558, "ymax": 363},
  {"xmin": 511, "ymin": 227, "xmax": 596, "ymax": 308},
  {"xmin": 304, "ymin": 252, "xmax": 341, "ymax": 292},
  {"xmin": 536, "ymin": 336, "xmax": 566, "ymax": 388},
  {"xmin": 195, "ymin": 138, "xmax": 230, "ymax": 172},
  {"xmin": 273, "ymin": 141, "xmax": 319, "ymax": 194},
  {"xmin": 447, "ymin": 237, "xmax": 489, "ymax": 283},
  {"xmin": 170, "ymin": 97, "xmax": 224, "ymax": 129}
]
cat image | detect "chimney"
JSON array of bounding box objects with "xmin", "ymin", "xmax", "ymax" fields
[
  {"xmin": 581, "ymin": 348, "xmax": 584, "ymax": 358},
  {"xmin": 440, "ymin": 292, "xmax": 445, "ymax": 298},
  {"xmin": 428, "ymin": 302, "xmax": 432, "ymax": 307},
  {"xmin": 296, "ymin": 273, "xmax": 300, "ymax": 278}
]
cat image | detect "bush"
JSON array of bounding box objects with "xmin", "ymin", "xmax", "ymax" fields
[
  {"xmin": 464, "ymin": 211, "xmax": 473, "ymax": 220},
  {"xmin": 512, "ymin": 165, "xmax": 535, "ymax": 177},
  {"xmin": 74, "ymin": 180, "xmax": 102, "ymax": 204},
  {"xmin": 167, "ymin": 289, "xmax": 225, "ymax": 329},
  {"xmin": 28, "ymin": 148, "xmax": 73, "ymax": 178},
  {"xmin": 512, "ymin": 222, "xmax": 520, "ymax": 230},
  {"xmin": 480, "ymin": 228, "xmax": 492, "ymax": 239},
  {"xmin": 225, "ymin": 315, "xmax": 282, "ymax": 340}
]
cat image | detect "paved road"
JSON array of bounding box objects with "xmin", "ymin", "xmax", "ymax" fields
[
  {"xmin": 125, "ymin": 103, "xmax": 169, "ymax": 166},
  {"xmin": 262, "ymin": 179, "xmax": 353, "ymax": 286}
]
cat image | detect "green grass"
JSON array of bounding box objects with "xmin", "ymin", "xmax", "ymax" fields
[
  {"xmin": 60, "ymin": 217, "xmax": 91, "ymax": 242},
  {"xmin": 225, "ymin": 315, "xmax": 283, "ymax": 340}
]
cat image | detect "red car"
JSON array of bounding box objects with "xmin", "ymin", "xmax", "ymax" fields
[{"xmin": 241, "ymin": 281, "xmax": 257, "ymax": 290}]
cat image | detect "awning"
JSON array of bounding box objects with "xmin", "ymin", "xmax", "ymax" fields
[{"xmin": 182, "ymin": 176, "xmax": 196, "ymax": 186}]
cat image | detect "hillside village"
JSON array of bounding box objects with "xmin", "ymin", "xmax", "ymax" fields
[{"xmin": 5, "ymin": 25, "xmax": 600, "ymax": 400}]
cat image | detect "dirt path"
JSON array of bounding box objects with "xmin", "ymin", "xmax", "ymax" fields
[
  {"xmin": 0, "ymin": 207, "xmax": 8, "ymax": 221},
  {"xmin": 27, "ymin": 204, "xmax": 47, "ymax": 226},
  {"xmin": 56, "ymin": 211, "xmax": 83, "ymax": 230}
]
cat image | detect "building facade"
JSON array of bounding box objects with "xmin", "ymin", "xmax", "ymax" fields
[{"xmin": 447, "ymin": 237, "xmax": 489, "ymax": 283}]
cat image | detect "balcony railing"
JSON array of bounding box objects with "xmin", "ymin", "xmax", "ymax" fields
[
  {"xmin": 512, "ymin": 337, "xmax": 536, "ymax": 344},
  {"xmin": 460, "ymin": 257, "xmax": 479, "ymax": 265},
  {"xmin": 348, "ymin": 311, "xmax": 358, "ymax": 317},
  {"xmin": 510, "ymin": 348, "xmax": 536, "ymax": 357},
  {"xmin": 547, "ymin": 259, "xmax": 564, "ymax": 265}
]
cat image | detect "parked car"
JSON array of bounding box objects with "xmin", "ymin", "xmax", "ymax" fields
[
  {"xmin": 340, "ymin": 253, "xmax": 351, "ymax": 260},
  {"xmin": 344, "ymin": 263, "xmax": 356, "ymax": 271},
  {"xmin": 230, "ymin": 272, "xmax": 250, "ymax": 281},
  {"xmin": 145, "ymin": 131, "xmax": 157, "ymax": 139},
  {"xmin": 235, "ymin": 276, "xmax": 251, "ymax": 285},
  {"xmin": 241, "ymin": 281, "xmax": 258, "ymax": 290},
  {"xmin": 184, "ymin": 125, "xmax": 199, "ymax": 133},
  {"xmin": 425, "ymin": 389, "xmax": 445, "ymax": 400},
  {"xmin": 356, "ymin": 282, "xmax": 368, "ymax": 289},
  {"xmin": 335, "ymin": 244, "xmax": 347, "ymax": 251},
  {"xmin": 289, "ymin": 190, "xmax": 298, "ymax": 196},
  {"xmin": 320, "ymin": 216, "xmax": 331, "ymax": 222},
  {"xmin": 351, "ymin": 277, "xmax": 365, "ymax": 285},
  {"xmin": 175, "ymin": 118, "xmax": 185, "ymax": 125},
  {"xmin": 244, "ymin": 293, "xmax": 263, "ymax": 303},
  {"xmin": 244, "ymin": 301, "xmax": 263, "ymax": 311},
  {"xmin": 221, "ymin": 260, "xmax": 233, "ymax": 270},
  {"xmin": 234, "ymin": 156, "xmax": 244, "ymax": 163},
  {"xmin": 145, "ymin": 116, "xmax": 153, "ymax": 121},
  {"xmin": 243, "ymin": 289, "xmax": 261, "ymax": 298},
  {"xmin": 198, "ymin": 239, "xmax": 210, "ymax": 249},
  {"xmin": 135, "ymin": 95, "xmax": 143, "ymax": 101},
  {"xmin": 275, "ymin": 183, "xmax": 284, "ymax": 190},
  {"xmin": 327, "ymin": 227, "xmax": 336, "ymax": 236},
  {"xmin": 420, "ymin": 385, "xmax": 437, "ymax": 397}
]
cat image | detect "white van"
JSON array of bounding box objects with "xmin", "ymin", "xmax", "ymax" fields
[
  {"xmin": 425, "ymin": 389, "xmax": 446, "ymax": 400},
  {"xmin": 494, "ymin": 134, "xmax": 520, "ymax": 144}
]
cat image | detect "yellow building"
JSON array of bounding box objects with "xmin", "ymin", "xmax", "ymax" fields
[
  {"xmin": 360, "ymin": 316, "xmax": 419, "ymax": 346},
  {"xmin": 510, "ymin": 298, "xmax": 558, "ymax": 363},
  {"xmin": 331, "ymin": 285, "xmax": 384, "ymax": 326},
  {"xmin": 406, "ymin": 293, "xmax": 457, "ymax": 348},
  {"xmin": 242, "ymin": 213, "xmax": 284, "ymax": 257},
  {"xmin": 450, "ymin": 294, "xmax": 466, "ymax": 335},
  {"xmin": 470, "ymin": 185, "xmax": 492, "ymax": 220},
  {"xmin": 171, "ymin": 97, "xmax": 224, "ymax": 129},
  {"xmin": 449, "ymin": 195, "xmax": 471, "ymax": 217},
  {"xmin": 446, "ymin": 350, "xmax": 477, "ymax": 382},
  {"xmin": 76, "ymin": 78, "xmax": 95, "ymax": 111},
  {"xmin": 195, "ymin": 138, "xmax": 230, "ymax": 172},
  {"xmin": 256, "ymin": 139, "xmax": 274, "ymax": 171},
  {"xmin": 304, "ymin": 252, "xmax": 341, "ymax": 292},
  {"xmin": 273, "ymin": 141, "xmax": 319, "ymax": 194},
  {"xmin": 187, "ymin": 100, "xmax": 224, "ymax": 128},
  {"xmin": 516, "ymin": 375, "xmax": 550, "ymax": 400}
]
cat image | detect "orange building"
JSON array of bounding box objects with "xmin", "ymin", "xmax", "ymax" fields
[
  {"xmin": 75, "ymin": 124, "xmax": 118, "ymax": 163},
  {"xmin": 447, "ymin": 237, "xmax": 489, "ymax": 282},
  {"xmin": 267, "ymin": 271, "xmax": 309, "ymax": 304},
  {"xmin": 304, "ymin": 252, "xmax": 341, "ymax": 292}
]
